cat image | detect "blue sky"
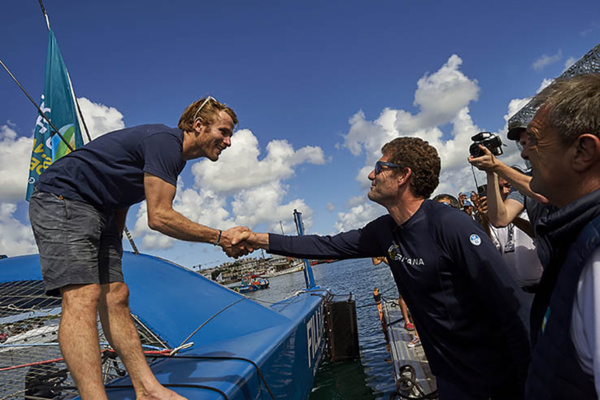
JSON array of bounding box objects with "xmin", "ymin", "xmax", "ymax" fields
[{"xmin": 1, "ymin": 0, "xmax": 599, "ymax": 268}]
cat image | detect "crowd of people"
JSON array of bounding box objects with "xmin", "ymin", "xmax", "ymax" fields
[{"xmin": 29, "ymin": 73, "xmax": 600, "ymax": 399}]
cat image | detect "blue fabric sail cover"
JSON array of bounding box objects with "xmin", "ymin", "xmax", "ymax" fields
[{"xmin": 26, "ymin": 29, "xmax": 83, "ymax": 200}]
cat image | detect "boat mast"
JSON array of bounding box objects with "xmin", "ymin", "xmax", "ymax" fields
[{"xmin": 293, "ymin": 209, "xmax": 316, "ymax": 289}]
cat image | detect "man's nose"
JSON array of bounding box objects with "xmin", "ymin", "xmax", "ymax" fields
[{"xmin": 368, "ymin": 169, "xmax": 376, "ymax": 181}]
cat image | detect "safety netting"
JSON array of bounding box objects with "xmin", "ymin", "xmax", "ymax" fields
[{"xmin": 0, "ymin": 280, "xmax": 169, "ymax": 399}]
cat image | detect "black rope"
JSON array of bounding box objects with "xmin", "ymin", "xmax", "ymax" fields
[{"xmin": 0, "ymin": 59, "xmax": 74, "ymax": 153}]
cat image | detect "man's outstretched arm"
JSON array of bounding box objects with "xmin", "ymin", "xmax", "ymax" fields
[
  {"xmin": 238, "ymin": 218, "xmax": 384, "ymax": 260},
  {"xmin": 144, "ymin": 173, "xmax": 250, "ymax": 257},
  {"xmin": 242, "ymin": 232, "xmax": 270, "ymax": 250}
]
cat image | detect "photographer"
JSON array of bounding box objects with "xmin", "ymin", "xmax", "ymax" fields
[
  {"xmin": 467, "ymin": 126, "xmax": 549, "ymax": 297},
  {"xmin": 479, "ymin": 173, "xmax": 543, "ymax": 301},
  {"xmin": 468, "ymin": 125, "xmax": 549, "ymax": 231}
]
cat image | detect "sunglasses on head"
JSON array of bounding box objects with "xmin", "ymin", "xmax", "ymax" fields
[{"xmin": 193, "ymin": 96, "xmax": 217, "ymax": 122}]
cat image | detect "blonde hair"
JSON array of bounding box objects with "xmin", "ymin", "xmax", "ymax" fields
[{"xmin": 178, "ymin": 97, "xmax": 238, "ymax": 132}]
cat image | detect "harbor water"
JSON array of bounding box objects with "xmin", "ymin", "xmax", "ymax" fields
[{"xmin": 243, "ymin": 258, "xmax": 399, "ymax": 399}]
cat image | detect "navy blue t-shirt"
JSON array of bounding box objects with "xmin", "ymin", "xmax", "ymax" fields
[
  {"xmin": 37, "ymin": 124, "xmax": 186, "ymax": 210},
  {"xmin": 269, "ymin": 200, "xmax": 530, "ymax": 396}
]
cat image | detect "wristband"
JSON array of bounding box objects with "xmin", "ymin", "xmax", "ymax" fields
[{"xmin": 214, "ymin": 230, "xmax": 222, "ymax": 246}]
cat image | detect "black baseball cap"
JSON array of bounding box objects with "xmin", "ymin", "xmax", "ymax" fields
[{"xmin": 507, "ymin": 119, "xmax": 530, "ymax": 141}]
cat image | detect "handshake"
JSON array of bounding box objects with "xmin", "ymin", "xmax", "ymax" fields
[{"xmin": 216, "ymin": 226, "xmax": 268, "ymax": 258}]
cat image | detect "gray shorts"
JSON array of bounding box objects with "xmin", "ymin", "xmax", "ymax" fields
[{"xmin": 29, "ymin": 189, "xmax": 124, "ymax": 296}]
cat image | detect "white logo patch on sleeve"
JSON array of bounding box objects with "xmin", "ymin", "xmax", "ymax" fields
[{"xmin": 469, "ymin": 234, "xmax": 481, "ymax": 246}]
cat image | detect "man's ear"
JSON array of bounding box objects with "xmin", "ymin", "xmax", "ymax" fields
[
  {"xmin": 573, "ymin": 134, "xmax": 600, "ymax": 172},
  {"xmin": 397, "ymin": 167, "xmax": 412, "ymax": 186},
  {"xmin": 193, "ymin": 119, "xmax": 205, "ymax": 134}
]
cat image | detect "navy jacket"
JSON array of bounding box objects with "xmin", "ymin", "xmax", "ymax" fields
[
  {"xmin": 270, "ymin": 200, "xmax": 530, "ymax": 397},
  {"xmin": 526, "ymin": 190, "xmax": 600, "ymax": 399}
]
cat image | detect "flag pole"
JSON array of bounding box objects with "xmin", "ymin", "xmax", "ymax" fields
[
  {"xmin": 38, "ymin": 0, "xmax": 93, "ymax": 144},
  {"xmin": 32, "ymin": 0, "xmax": 139, "ymax": 254},
  {"xmin": 38, "ymin": 0, "xmax": 51, "ymax": 30}
]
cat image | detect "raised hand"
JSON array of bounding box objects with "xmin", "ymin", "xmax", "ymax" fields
[{"xmin": 467, "ymin": 145, "xmax": 499, "ymax": 172}]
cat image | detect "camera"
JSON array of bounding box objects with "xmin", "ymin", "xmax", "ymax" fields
[
  {"xmin": 477, "ymin": 184, "xmax": 487, "ymax": 197},
  {"xmin": 469, "ymin": 132, "xmax": 503, "ymax": 158}
]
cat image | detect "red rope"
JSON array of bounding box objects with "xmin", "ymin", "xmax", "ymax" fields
[
  {"xmin": 0, "ymin": 355, "xmax": 65, "ymax": 372},
  {"xmin": 0, "ymin": 348, "xmax": 173, "ymax": 372}
]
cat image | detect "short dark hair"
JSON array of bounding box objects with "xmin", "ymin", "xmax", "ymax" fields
[
  {"xmin": 532, "ymin": 73, "xmax": 600, "ymax": 145},
  {"xmin": 381, "ymin": 137, "xmax": 440, "ymax": 198},
  {"xmin": 432, "ymin": 194, "xmax": 459, "ymax": 209},
  {"xmin": 178, "ymin": 97, "xmax": 238, "ymax": 132}
]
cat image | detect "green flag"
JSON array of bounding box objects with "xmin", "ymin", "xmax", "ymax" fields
[{"xmin": 26, "ymin": 29, "xmax": 83, "ymax": 200}]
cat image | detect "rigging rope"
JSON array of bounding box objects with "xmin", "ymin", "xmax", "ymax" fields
[
  {"xmin": 0, "ymin": 60, "xmax": 74, "ymax": 153},
  {"xmin": 176, "ymin": 297, "xmax": 246, "ymax": 350}
]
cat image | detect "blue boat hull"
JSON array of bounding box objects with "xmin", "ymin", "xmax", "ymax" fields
[{"xmin": 0, "ymin": 252, "xmax": 327, "ymax": 399}]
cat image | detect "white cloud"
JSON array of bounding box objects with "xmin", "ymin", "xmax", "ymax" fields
[
  {"xmin": 532, "ymin": 50, "xmax": 563, "ymax": 71},
  {"xmin": 77, "ymin": 97, "xmax": 125, "ymax": 140},
  {"xmin": 334, "ymin": 198, "xmax": 386, "ymax": 232},
  {"xmin": 335, "ymin": 54, "xmax": 531, "ymax": 231},
  {"xmin": 131, "ymin": 129, "xmax": 324, "ymax": 250},
  {"xmin": 326, "ymin": 202, "xmax": 335, "ymax": 212},
  {"xmin": 192, "ymin": 129, "xmax": 325, "ymax": 195},
  {"xmin": 564, "ymin": 57, "xmax": 576, "ymax": 70},
  {"xmin": 0, "ymin": 125, "xmax": 33, "ymax": 203},
  {"xmin": 536, "ymin": 79, "xmax": 554, "ymax": 93},
  {"xmin": 412, "ymin": 54, "xmax": 479, "ymax": 128},
  {"xmin": 506, "ymin": 97, "xmax": 531, "ymax": 122},
  {"xmin": 0, "ymin": 203, "xmax": 36, "ymax": 256},
  {"xmin": 230, "ymin": 181, "xmax": 313, "ymax": 232},
  {"xmin": 0, "ymin": 99, "xmax": 125, "ymax": 204}
]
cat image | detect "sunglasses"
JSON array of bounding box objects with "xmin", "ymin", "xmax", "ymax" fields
[
  {"xmin": 193, "ymin": 96, "xmax": 217, "ymax": 122},
  {"xmin": 375, "ymin": 161, "xmax": 402, "ymax": 174}
]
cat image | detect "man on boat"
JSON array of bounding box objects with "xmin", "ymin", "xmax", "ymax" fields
[
  {"xmin": 240, "ymin": 137, "xmax": 531, "ymax": 399},
  {"xmin": 29, "ymin": 97, "xmax": 248, "ymax": 399},
  {"xmin": 518, "ymin": 73, "xmax": 600, "ymax": 399}
]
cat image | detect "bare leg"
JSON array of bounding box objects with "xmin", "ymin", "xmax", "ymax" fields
[
  {"xmin": 398, "ymin": 296, "xmax": 410, "ymax": 324},
  {"xmin": 60, "ymin": 284, "xmax": 108, "ymax": 400},
  {"xmin": 98, "ymin": 282, "xmax": 186, "ymax": 400}
]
